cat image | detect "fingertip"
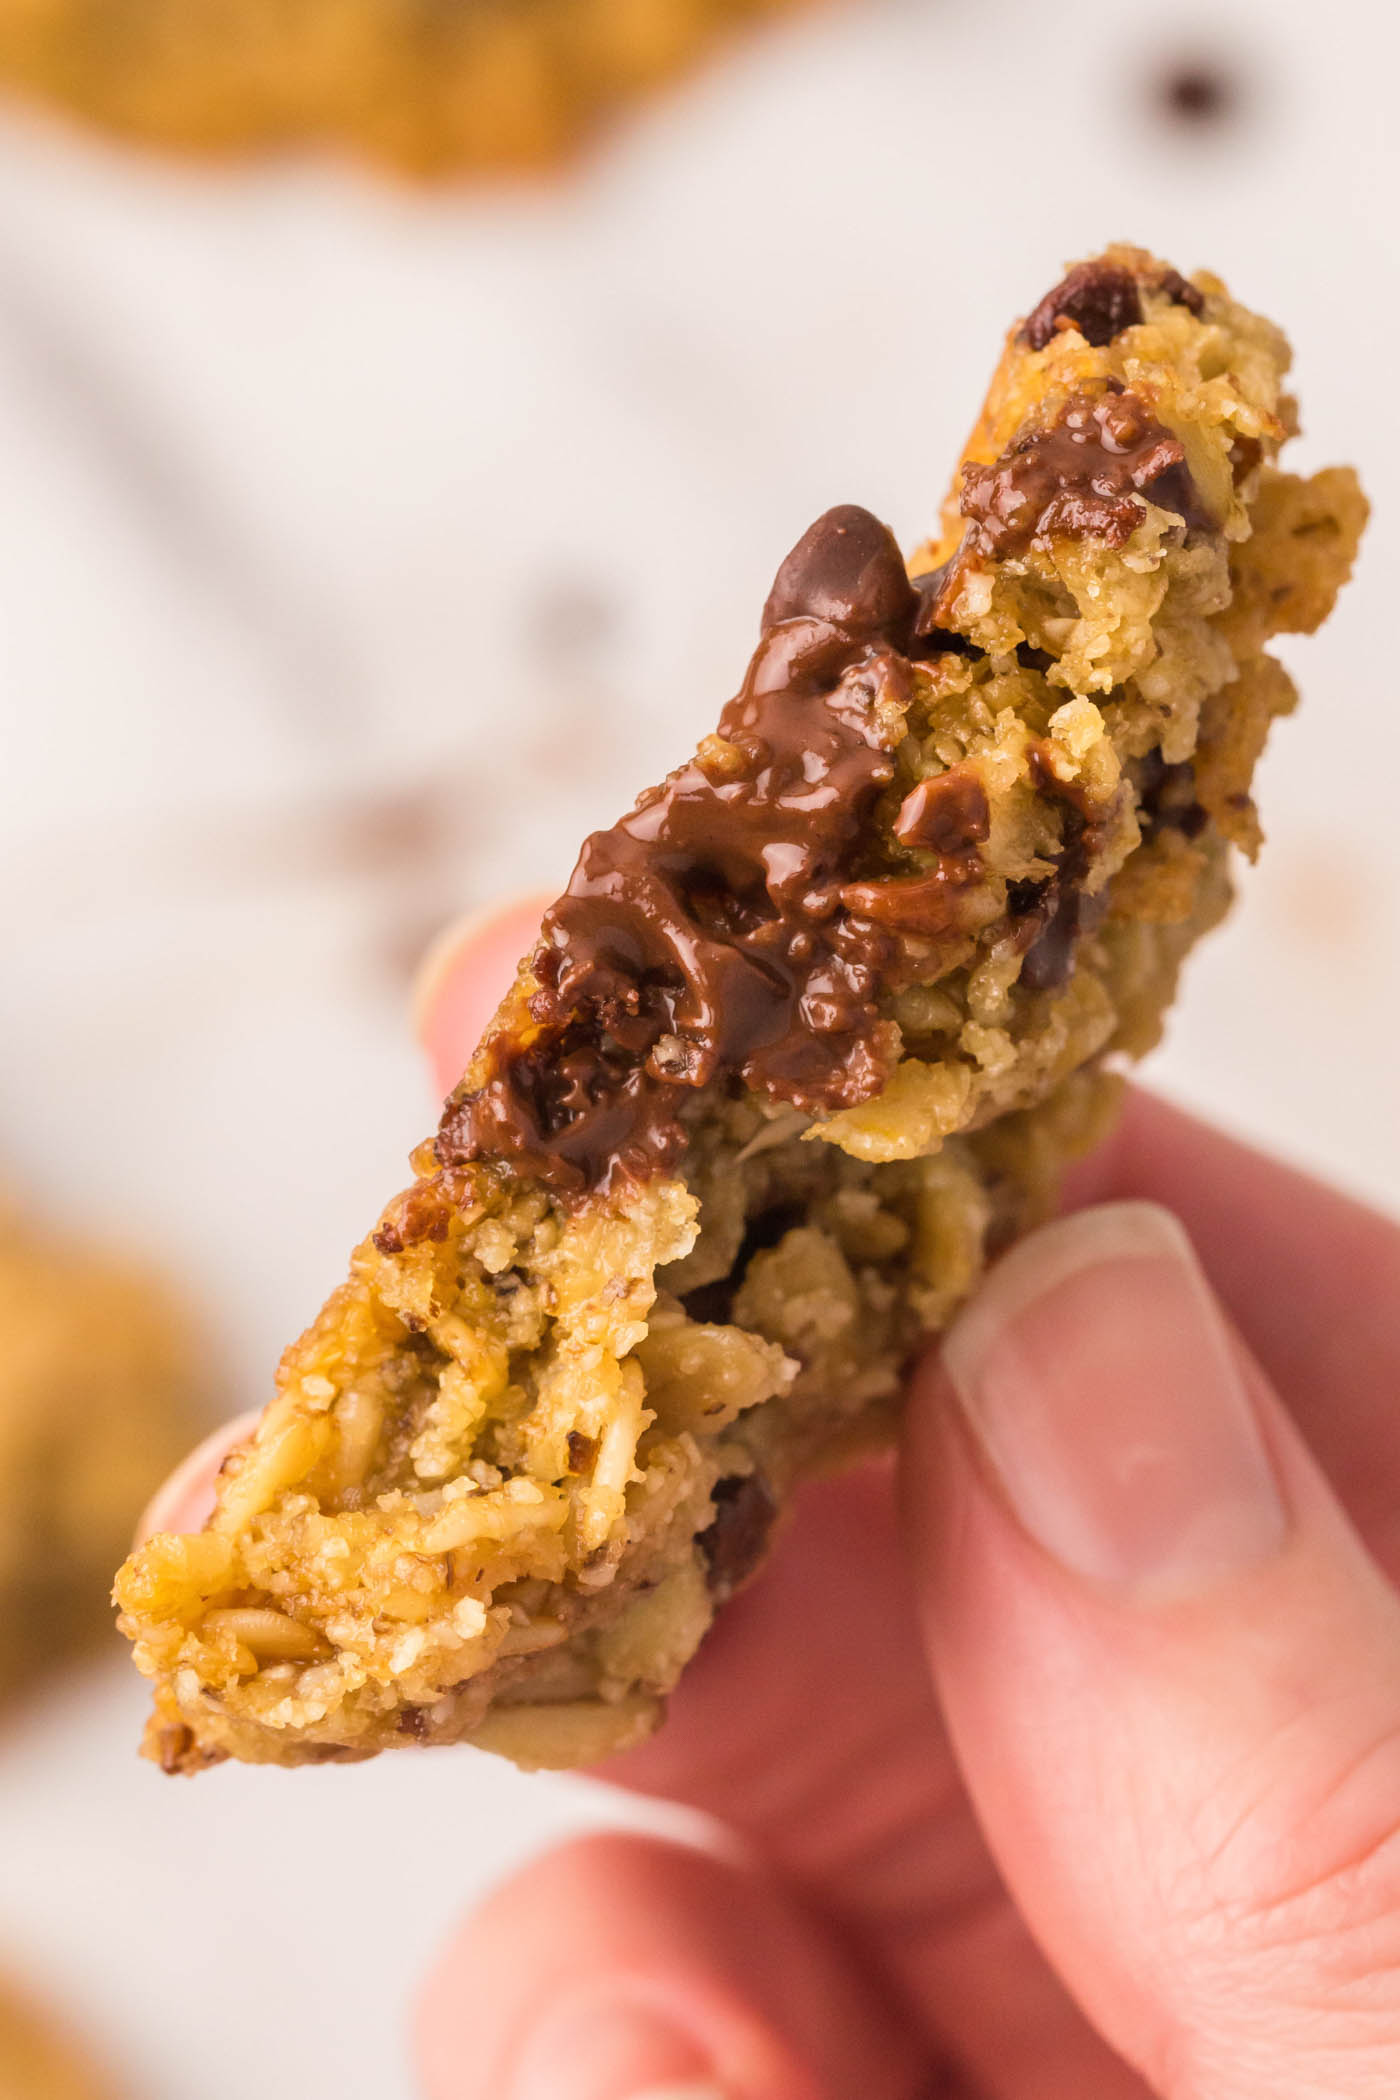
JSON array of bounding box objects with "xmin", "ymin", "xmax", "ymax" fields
[
  {"xmin": 134, "ymin": 1409, "xmax": 261, "ymax": 1544},
  {"xmin": 413, "ymin": 894, "xmax": 553, "ymax": 1098},
  {"xmin": 416, "ymin": 1833, "xmax": 919, "ymax": 2100}
]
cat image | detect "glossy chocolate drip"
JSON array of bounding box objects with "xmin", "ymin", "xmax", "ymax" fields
[
  {"xmin": 436, "ymin": 271, "xmax": 1217, "ymax": 1201},
  {"xmin": 438, "ymin": 506, "xmax": 969, "ymax": 1195},
  {"xmin": 959, "ymin": 386, "xmax": 1215, "ymax": 560}
]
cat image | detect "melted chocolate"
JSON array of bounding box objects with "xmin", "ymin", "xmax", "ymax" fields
[
  {"xmin": 1139, "ymin": 752, "xmax": 1208, "ymax": 840},
  {"xmin": 894, "ymin": 767, "xmax": 990, "ymax": 855},
  {"xmin": 1020, "ymin": 881, "xmax": 1104, "ymax": 992},
  {"xmin": 436, "ymin": 277, "xmax": 1216, "ymax": 1201},
  {"xmin": 1018, "ymin": 746, "xmax": 1117, "ymax": 991},
  {"xmin": 908, "ymin": 564, "xmax": 977, "ymax": 656},
  {"xmin": 959, "ymin": 386, "xmax": 1215, "ymax": 560},
  {"xmin": 438, "ymin": 506, "xmax": 986, "ymax": 1195}
]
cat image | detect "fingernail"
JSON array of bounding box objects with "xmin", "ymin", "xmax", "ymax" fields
[
  {"xmin": 944, "ymin": 1202, "xmax": 1287, "ymax": 1600},
  {"xmin": 508, "ymin": 1991, "xmax": 726, "ymax": 2100}
]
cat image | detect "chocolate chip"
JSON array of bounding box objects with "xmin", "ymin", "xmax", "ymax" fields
[
  {"xmin": 1020, "ymin": 878, "xmax": 1111, "ymax": 991},
  {"xmin": 760, "ymin": 505, "xmax": 917, "ymax": 637},
  {"xmin": 959, "ymin": 387, "xmax": 1216, "ymax": 561},
  {"xmin": 698, "ymin": 1472, "xmax": 776, "ymax": 1598},
  {"xmin": 1140, "ymin": 754, "xmax": 1208, "ymax": 839},
  {"xmin": 1157, "ymin": 265, "xmax": 1205, "ymax": 316},
  {"xmin": 1019, "ymin": 888, "xmax": 1081, "ymax": 991},
  {"xmin": 894, "ymin": 768, "xmax": 991, "ymax": 856},
  {"xmin": 1006, "ymin": 876, "xmax": 1050, "ymax": 917},
  {"xmin": 1024, "ymin": 262, "xmax": 1144, "ymax": 352}
]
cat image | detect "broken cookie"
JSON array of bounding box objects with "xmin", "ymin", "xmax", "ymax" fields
[{"xmin": 116, "ymin": 246, "xmax": 1367, "ymax": 1774}]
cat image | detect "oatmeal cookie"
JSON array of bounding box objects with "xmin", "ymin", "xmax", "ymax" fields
[
  {"xmin": 0, "ymin": 1205, "xmax": 199, "ymax": 1700},
  {"xmin": 117, "ymin": 247, "xmax": 1366, "ymax": 1774},
  {"xmin": 0, "ymin": 1976, "xmax": 115, "ymax": 2099},
  {"xmin": 0, "ymin": 0, "xmax": 814, "ymax": 175}
]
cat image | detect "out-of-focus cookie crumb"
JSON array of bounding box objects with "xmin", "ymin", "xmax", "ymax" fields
[
  {"xmin": 0, "ymin": 1974, "xmax": 117, "ymax": 2100},
  {"xmin": 0, "ymin": 0, "xmax": 823, "ymax": 176},
  {"xmin": 0, "ymin": 1203, "xmax": 202, "ymax": 1703}
]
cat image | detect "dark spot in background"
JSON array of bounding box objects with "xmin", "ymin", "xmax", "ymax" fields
[{"xmin": 1151, "ymin": 53, "xmax": 1244, "ymax": 131}]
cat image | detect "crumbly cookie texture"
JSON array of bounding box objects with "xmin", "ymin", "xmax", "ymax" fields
[
  {"xmin": 0, "ymin": 0, "xmax": 813, "ymax": 174},
  {"xmin": 0, "ymin": 1206, "xmax": 199, "ymax": 1701},
  {"xmin": 116, "ymin": 248, "xmax": 1366, "ymax": 1775},
  {"xmin": 0, "ymin": 1977, "xmax": 114, "ymax": 2100}
]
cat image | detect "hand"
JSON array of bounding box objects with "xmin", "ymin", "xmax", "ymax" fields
[{"xmin": 146, "ymin": 901, "xmax": 1400, "ymax": 2100}]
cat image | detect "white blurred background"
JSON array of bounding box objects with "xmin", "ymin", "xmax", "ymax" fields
[{"xmin": 0, "ymin": 0, "xmax": 1395, "ymax": 2091}]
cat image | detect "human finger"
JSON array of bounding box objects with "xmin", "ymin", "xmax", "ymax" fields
[
  {"xmin": 416, "ymin": 1831, "xmax": 928, "ymax": 2100},
  {"xmin": 904, "ymin": 1200, "xmax": 1400, "ymax": 2096},
  {"xmin": 1064, "ymin": 1089, "xmax": 1400, "ymax": 1559}
]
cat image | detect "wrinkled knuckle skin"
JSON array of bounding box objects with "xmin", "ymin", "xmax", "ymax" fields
[{"xmin": 1160, "ymin": 1722, "xmax": 1400, "ymax": 2084}]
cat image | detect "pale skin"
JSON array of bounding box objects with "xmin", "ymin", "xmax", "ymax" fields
[{"xmin": 146, "ymin": 899, "xmax": 1400, "ymax": 2100}]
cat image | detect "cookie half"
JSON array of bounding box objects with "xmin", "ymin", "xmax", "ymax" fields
[{"xmin": 116, "ymin": 247, "xmax": 1367, "ymax": 1773}]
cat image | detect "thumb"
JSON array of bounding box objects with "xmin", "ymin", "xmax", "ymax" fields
[{"xmin": 902, "ymin": 1201, "xmax": 1400, "ymax": 2100}]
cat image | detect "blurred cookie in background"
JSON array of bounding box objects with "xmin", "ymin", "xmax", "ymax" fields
[
  {"xmin": 0, "ymin": 1974, "xmax": 116, "ymax": 2100},
  {"xmin": 0, "ymin": 1201, "xmax": 202, "ymax": 1703},
  {"xmin": 0, "ymin": 0, "xmax": 820, "ymax": 174}
]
